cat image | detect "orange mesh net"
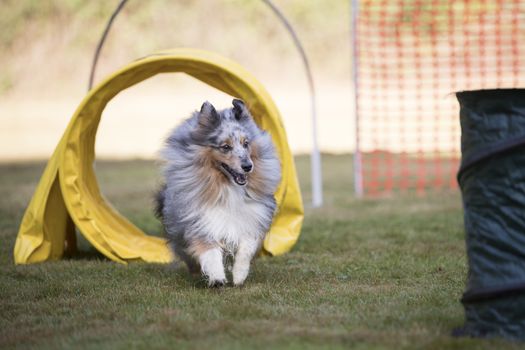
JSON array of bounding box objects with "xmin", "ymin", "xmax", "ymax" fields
[{"xmin": 355, "ymin": 0, "xmax": 524, "ymax": 195}]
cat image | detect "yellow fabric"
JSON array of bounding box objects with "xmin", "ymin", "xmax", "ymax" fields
[{"xmin": 14, "ymin": 48, "xmax": 304, "ymax": 264}]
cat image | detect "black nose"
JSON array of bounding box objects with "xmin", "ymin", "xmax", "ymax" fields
[{"xmin": 242, "ymin": 164, "xmax": 253, "ymax": 173}]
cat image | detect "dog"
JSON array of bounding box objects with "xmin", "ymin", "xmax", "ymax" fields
[{"xmin": 155, "ymin": 99, "xmax": 281, "ymax": 287}]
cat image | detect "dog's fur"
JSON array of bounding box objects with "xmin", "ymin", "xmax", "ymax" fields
[{"xmin": 155, "ymin": 99, "xmax": 281, "ymax": 286}]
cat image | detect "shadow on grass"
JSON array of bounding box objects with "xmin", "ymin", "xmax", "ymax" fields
[
  {"xmin": 140, "ymin": 259, "xmax": 251, "ymax": 290},
  {"xmin": 65, "ymin": 247, "xmax": 214, "ymax": 289},
  {"xmin": 65, "ymin": 248, "xmax": 108, "ymax": 262}
]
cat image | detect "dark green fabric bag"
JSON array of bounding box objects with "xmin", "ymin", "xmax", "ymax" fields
[{"xmin": 455, "ymin": 89, "xmax": 525, "ymax": 340}]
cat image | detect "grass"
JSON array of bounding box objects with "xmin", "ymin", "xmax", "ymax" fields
[{"xmin": 0, "ymin": 155, "xmax": 522, "ymax": 349}]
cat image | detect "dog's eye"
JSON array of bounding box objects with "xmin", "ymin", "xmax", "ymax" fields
[
  {"xmin": 220, "ymin": 144, "xmax": 232, "ymax": 152},
  {"xmin": 243, "ymin": 140, "xmax": 250, "ymax": 148}
]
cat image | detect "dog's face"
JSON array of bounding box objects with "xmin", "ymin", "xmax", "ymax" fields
[{"xmin": 192, "ymin": 99, "xmax": 255, "ymax": 186}]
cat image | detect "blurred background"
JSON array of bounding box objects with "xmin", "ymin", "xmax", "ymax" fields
[
  {"xmin": 2, "ymin": 0, "xmax": 524, "ymax": 196},
  {"xmin": 0, "ymin": 0, "xmax": 352, "ymax": 161}
]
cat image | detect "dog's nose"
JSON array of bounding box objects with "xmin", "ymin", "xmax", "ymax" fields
[{"xmin": 242, "ymin": 164, "xmax": 253, "ymax": 173}]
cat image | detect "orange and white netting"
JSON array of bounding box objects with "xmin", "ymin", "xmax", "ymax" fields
[{"xmin": 354, "ymin": 0, "xmax": 525, "ymax": 195}]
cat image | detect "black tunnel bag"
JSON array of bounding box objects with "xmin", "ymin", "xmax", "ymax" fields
[{"xmin": 456, "ymin": 89, "xmax": 525, "ymax": 340}]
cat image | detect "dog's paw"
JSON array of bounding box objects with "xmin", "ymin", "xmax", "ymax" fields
[
  {"xmin": 232, "ymin": 265, "xmax": 250, "ymax": 286},
  {"xmin": 232, "ymin": 273, "xmax": 248, "ymax": 287},
  {"xmin": 208, "ymin": 278, "xmax": 227, "ymax": 288}
]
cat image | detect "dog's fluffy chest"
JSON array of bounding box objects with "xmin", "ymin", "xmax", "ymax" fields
[{"xmin": 197, "ymin": 187, "xmax": 269, "ymax": 246}]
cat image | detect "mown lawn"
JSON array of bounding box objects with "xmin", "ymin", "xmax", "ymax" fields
[{"xmin": 0, "ymin": 155, "xmax": 522, "ymax": 349}]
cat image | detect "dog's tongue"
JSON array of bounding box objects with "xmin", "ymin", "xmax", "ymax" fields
[{"xmin": 234, "ymin": 173, "xmax": 247, "ymax": 186}]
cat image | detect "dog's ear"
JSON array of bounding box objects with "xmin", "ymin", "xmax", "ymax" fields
[
  {"xmin": 232, "ymin": 99, "xmax": 250, "ymax": 121},
  {"xmin": 198, "ymin": 101, "xmax": 220, "ymax": 127}
]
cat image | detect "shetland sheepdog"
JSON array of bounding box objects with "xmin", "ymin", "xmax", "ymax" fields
[{"xmin": 155, "ymin": 99, "xmax": 281, "ymax": 287}]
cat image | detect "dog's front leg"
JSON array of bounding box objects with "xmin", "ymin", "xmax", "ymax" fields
[
  {"xmin": 198, "ymin": 247, "xmax": 226, "ymax": 287},
  {"xmin": 232, "ymin": 238, "xmax": 260, "ymax": 286}
]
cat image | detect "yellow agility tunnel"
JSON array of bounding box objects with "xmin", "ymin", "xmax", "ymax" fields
[{"xmin": 14, "ymin": 48, "xmax": 304, "ymax": 264}]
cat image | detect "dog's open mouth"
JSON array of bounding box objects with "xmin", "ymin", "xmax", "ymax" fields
[{"xmin": 221, "ymin": 163, "xmax": 247, "ymax": 186}]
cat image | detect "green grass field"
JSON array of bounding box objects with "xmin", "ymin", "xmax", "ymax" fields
[{"xmin": 0, "ymin": 155, "xmax": 522, "ymax": 349}]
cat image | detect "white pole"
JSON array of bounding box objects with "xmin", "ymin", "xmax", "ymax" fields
[
  {"xmin": 351, "ymin": 0, "xmax": 363, "ymax": 197},
  {"xmin": 310, "ymin": 87, "xmax": 323, "ymax": 207},
  {"xmin": 261, "ymin": 0, "xmax": 322, "ymax": 207}
]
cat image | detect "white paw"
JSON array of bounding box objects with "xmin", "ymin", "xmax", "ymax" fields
[
  {"xmin": 199, "ymin": 248, "xmax": 226, "ymax": 287},
  {"xmin": 232, "ymin": 265, "xmax": 250, "ymax": 286}
]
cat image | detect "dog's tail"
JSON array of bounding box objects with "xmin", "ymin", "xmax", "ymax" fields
[{"xmin": 154, "ymin": 183, "xmax": 167, "ymax": 220}]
